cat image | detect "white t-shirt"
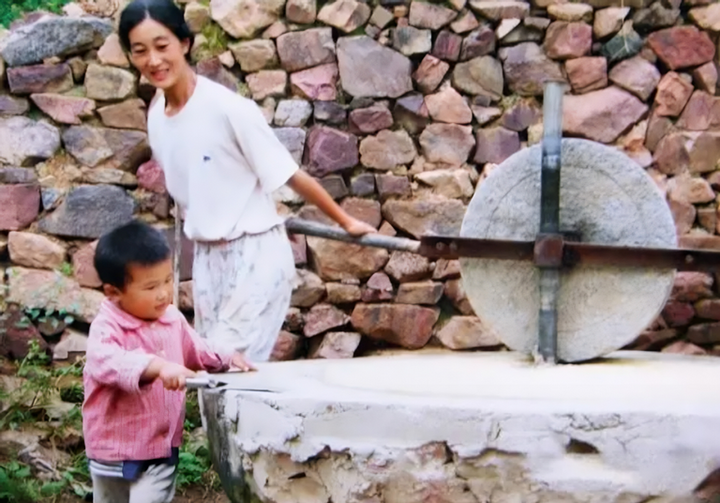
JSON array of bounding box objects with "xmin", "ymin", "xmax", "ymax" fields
[{"xmin": 147, "ymin": 75, "xmax": 299, "ymax": 241}]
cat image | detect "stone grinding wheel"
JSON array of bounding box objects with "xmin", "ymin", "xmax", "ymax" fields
[{"xmin": 459, "ymin": 139, "xmax": 678, "ymax": 363}]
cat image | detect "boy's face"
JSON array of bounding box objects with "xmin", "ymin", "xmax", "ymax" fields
[{"xmin": 105, "ymin": 259, "xmax": 174, "ymax": 321}]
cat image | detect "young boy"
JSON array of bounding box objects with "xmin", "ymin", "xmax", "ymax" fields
[{"xmin": 82, "ymin": 219, "xmax": 253, "ymax": 503}]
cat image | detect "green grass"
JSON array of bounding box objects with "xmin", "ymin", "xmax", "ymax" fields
[
  {"xmin": 0, "ymin": 341, "xmax": 219, "ymax": 501},
  {"xmin": 0, "ymin": 0, "xmax": 72, "ymax": 27}
]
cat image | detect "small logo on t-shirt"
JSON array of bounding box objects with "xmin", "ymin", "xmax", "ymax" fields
[{"xmin": 203, "ymin": 155, "xmax": 211, "ymax": 162}]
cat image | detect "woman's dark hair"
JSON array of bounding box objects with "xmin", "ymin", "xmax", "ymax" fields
[{"xmin": 118, "ymin": 0, "xmax": 194, "ymax": 54}]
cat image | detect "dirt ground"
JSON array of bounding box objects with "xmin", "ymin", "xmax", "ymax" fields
[{"xmin": 173, "ymin": 487, "xmax": 231, "ymax": 503}]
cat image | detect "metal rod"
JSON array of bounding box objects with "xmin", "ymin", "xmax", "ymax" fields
[
  {"xmin": 418, "ymin": 235, "xmax": 720, "ymax": 271},
  {"xmin": 186, "ymin": 377, "xmax": 217, "ymax": 389},
  {"xmin": 285, "ymin": 217, "xmax": 422, "ymax": 254},
  {"xmin": 537, "ymin": 81, "xmax": 565, "ymax": 364}
]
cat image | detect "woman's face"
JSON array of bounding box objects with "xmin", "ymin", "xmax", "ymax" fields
[{"xmin": 127, "ymin": 17, "xmax": 190, "ymax": 90}]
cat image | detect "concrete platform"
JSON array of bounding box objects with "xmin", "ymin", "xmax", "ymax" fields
[{"xmin": 199, "ymin": 350, "xmax": 720, "ymax": 503}]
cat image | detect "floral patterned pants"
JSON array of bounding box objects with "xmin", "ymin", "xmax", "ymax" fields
[{"xmin": 192, "ymin": 225, "xmax": 296, "ymax": 363}]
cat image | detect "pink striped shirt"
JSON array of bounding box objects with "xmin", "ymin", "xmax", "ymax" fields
[{"xmin": 82, "ymin": 299, "xmax": 233, "ymax": 462}]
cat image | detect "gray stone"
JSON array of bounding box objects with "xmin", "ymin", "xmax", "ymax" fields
[
  {"xmin": 460, "ymin": 25, "xmax": 496, "ymax": 60},
  {"xmin": 0, "ymin": 95, "xmax": 29, "ymax": 115},
  {"xmin": 350, "ymin": 173, "xmax": 376, "ymax": 196},
  {"xmin": 38, "ymin": 185, "xmax": 135, "ymax": 239},
  {"xmin": 393, "ymin": 93, "xmax": 430, "ymax": 135},
  {"xmin": 382, "ymin": 197, "xmax": 466, "ymax": 239},
  {"xmin": 0, "ymin": 167, "xmax": 37, "ymax": 184},
  {"xmin": 228, "ymin": 39, "xmax": 278, "ymax": 73},
  {"xmin": 319, "ymin": 175, "xmax": 348, "ymax": 200},
  {"xmin": 276, "ymin": 28, "xmax": 335, "ymax": 73},
  {"xmin": 392, "ymin": 26, "xmax": 432, "ymax": 56},
  {"xmin": 314, "ymin": 100, "xmax": 346, "ymax": 124},
  {"xmin": 7, "ymin": 63, "xmax": 73, "ymax": 95},
  {"xmin": 601, "ymin": 21, "xmax": 642, "ymax": 63},
  {"xmin": 84, "ymin": 63, "xmax": 136, "ymax": 101},
  {"xmin": 210, "ymin": 0, "xmax": 285, "ymax": 39},
  {"xmin": 460, "ymin": 139, "xmax": 677, "ymax": 362},
  {"xmin": 62, "ymin": 126, "xmax": 150, "ymax": 172},
  {"xmin": 359, "ymin": 129, "xmax": 416, "ymax": 170},
  {"xmin": 0, "ymin": 117, "xmax": 60, "ymax": 166},
  {"xmin": 274, "ymin": 99, "xmax": 312, "ymax": 127},
  {"xmin": 452, "ymin": 56, "xmax": 504, "ymax": 101},
  {"xmin": 337, "ymin": 36, "xmax": 413, "ymax": 98},
  {"xmin": 273, "ymin": 127, "xmax": 306, "ymax": 165},
  {"xmin": 41, "ymin": 187, "xmax": 63, "ymax": 210},
  {"xmin": 0, "ymin": 16, "xmax": 112, "ymax": 67},
  {"xmin": 499, "ymin": 42, "xmax": 565, "ymax": 96}
]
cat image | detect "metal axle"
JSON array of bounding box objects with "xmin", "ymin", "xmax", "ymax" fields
[{"xmin": 537, "ymin": 80, "xmax": 566, "ymax": 364}]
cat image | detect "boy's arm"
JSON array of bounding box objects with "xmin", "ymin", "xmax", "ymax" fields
[{"xmin": 85, "ymin": 319, "xmax": 157, "ymax": 393}]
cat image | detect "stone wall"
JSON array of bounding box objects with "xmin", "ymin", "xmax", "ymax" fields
[{"xmin": 1, "ymin": 0, "xmax": 720, "ymax": 363}]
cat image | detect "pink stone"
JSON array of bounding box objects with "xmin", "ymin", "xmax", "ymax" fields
[
  {"xmin": 0, "ymin": 184, "xmax": 40, "ymax": 231},
  {"xmin": 474, "ymin": 127, "xmax": 520, "ymax": 164},
  {"xmin": 424, "ymin": 86, "xmax": 472, "ymax": 124},
  {"xmin": 671, "ymin": 272, "xmax": 714, "ymax": 302},
  {"xmin": 361, "ymin": 271, "xmax": 394, "ymax": 302},
  {"xmin": 308, "ymin": 332, "xmax": 361, "ymax": 359},
  {"xmin": 303, "ymin": 303, "xmax": 351, "ymax": 337},
  {"xmin": 607, "ymin": 56, "xmax": 660, "ymax": 101},
  {"xmin": 269, "ymin": 331, "xmax": 302, "ymax": 361},
  {"xmin": 290, "ymin": 63, "xmax": 339, "ymax": 101},
  {"xmin": 647, "ymin": 25, "xmax": 715, "ymax": 71},
  {"xmin": 30, "ymin": 93, "xmax": 95, "ymax": 125},
  {"xmin": 136, "ymin": 159, "xmax": 167, "ymax": 194},
  {"xmin": 303, "ymin": 126, "xmax": 359, "ymax": 177},
  {"xmin": 72, "ymin": 240, "xmax": 102, "ymax": 288},
  {"xmin": 348, "ymin": 103, "xmax": 393, "ymax": 134},
  {"xmin": 565, "ymin": 57, "xmax": 608, "ymax": 94},
  {"xmin": 654, "ymin": 72, "xmax": 694, "ymax": 117},
  {"xmin": 412, "ymin": 55, "xmax": 450, "ymax": 94},
  {"xmin": 543, "ymin": 21, "xmax": 592, "ymax": 60},
  {"xmin": 432, "ymin": 30, "xmax": 462, "ymax": 62},
  {"xmin": 693, "ymin": 62, "xmax": 718, "ymax": 94},
  {"xmin": 562, "ymin": 86, "xmax": 648, "ymax": 144},
  {"xmin": 289, "ymin": 233, "xmax": 307, "ymax": 265},
  {"xmin": 676, "ymin": 90, "xmax": 720, "ymax": 131},
  {"xmin": 661, "ymin": 300, "xmax": 695, "ymax": 327},
  {"xmin": 661, "ymin": 340, "xmax": 706, "ymax": 356}
]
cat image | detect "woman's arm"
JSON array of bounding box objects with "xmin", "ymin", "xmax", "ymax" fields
[{"xmin": 287, "ymin": 170, "xmax": 377, "ymax": 236}]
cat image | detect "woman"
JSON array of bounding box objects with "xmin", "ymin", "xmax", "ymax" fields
[{"xmin": 118, "ymin": 0, "xmax": 376, "ymax": 363}]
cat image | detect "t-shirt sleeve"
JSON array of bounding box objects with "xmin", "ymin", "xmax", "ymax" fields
[{"xmin": 226, "ymin": 97, "xmax": 299, "ymax": 194}]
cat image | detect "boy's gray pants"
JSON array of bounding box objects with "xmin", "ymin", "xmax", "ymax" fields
[{"xmin": 90, "ymin": 462, "xmax": 176, "ymax": 503}]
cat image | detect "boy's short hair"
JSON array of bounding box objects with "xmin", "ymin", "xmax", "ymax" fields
[{"xmin": 94, "ymin": 219, "xmax": 172, "ymax": 289}]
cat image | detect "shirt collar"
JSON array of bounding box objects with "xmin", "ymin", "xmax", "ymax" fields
[{"xmin": 100, "ymin": 299, "xmax": 176, "ymax": 330}]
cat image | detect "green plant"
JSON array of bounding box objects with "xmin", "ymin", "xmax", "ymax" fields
[
  {"xmin": 0, "ymin": 459, "xmax": 71, "ymax": 503},
  {"xmin": 0, "ymin": 0, "xmax": 72, "ymax": 27},
  {"xmin": 0, "ymin": 340, "xmax": 82, "ymax": 430},
  {"xmin": 20, "ymin": 307, "xmax": 75, "ymax": 332},
  {"xmin": 178, "ymin": 391, "xmax": 220, "ymax": 492},
  {"xmin": 58, "ymin": 262, "xmax": 73, "ymax": 277},
  {"xmin": 195, "ymin": 22, "xmax": 230, "ymax": 60},
  {"xmin": 177, "ymin": 433, "xmax": 219, "ymax": 491}
]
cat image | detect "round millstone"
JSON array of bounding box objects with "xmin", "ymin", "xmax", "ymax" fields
[{"xmin": 460, "ymin": 139, "xmax": 677, "ymax": 362}]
